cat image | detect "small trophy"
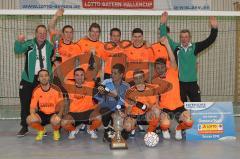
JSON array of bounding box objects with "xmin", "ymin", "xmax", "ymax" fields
[
  {"xmin": 54, "ymin": 35, "xmax": 62, "ymax": 62},
  {"xmin": 88, "ymin": 48, "xmax": 95, "ymax": 70},
  {"xmin": 110, "ymin": 106, "xmax": 128, "ymax": 149}
]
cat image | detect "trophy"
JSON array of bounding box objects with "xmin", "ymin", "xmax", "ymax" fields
[
  {"xmin": 110, "ymin": 105, "xmax": 128, "ymax": 149},
  {"xmin": 88, "ymin": 48, "xmax": 95, "ymax": 70},
  {"xmin": 54, "ymin": 35, "xmax": 62, "ymax": 62}
]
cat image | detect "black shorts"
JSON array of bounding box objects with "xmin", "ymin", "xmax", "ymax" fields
[
  {"xmin": 37, "ymin": 111, "xmax": 55, "ymax": 126},
  {"xmin": 69, "ymin": 109, "xmax": 94, "ymax": 126},
  {"xmin": 129, "ymin": 113, "xmax": 148, "ymax": 125},
  {"xmin": 162, "ymin": 106, "xmax": 186, "ymax": 123}
]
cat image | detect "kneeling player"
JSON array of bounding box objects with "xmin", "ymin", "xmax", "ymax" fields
[
  {"xmin": 61, "ymin": 68, "xmax": 101, "ymax": 139},
  {"xmin": 152, "ymin": 37, "xmax": 194, "ymax": 140},
  {"xmin": 27, "ymin": 69, "xmax": 64, "ymax": 141},
  {"xmin": 122, "ymin": 70, "xmax": 171, "ymax": 139},
  {"xmin": 94, "ymin": 63, "xmax": 130, "ymax": 142}
]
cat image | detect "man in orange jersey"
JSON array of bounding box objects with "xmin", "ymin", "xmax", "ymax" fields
[
  {"xmin": 152, "ymin": 37, "xmax": 194, "ymax": 140},
  {"xmin": 76, "ymin": 23, "xmax": 105, "ymax": 81},
  {"xmin": 48, "ymin": 8, "xmax": 82, "ymax": 100},
  {"xmin": 27, "ymin": 69, "xmax": 64, "ymax": 141},
  {"xmin": 124, "ymin": 28, "xmax": 154, "ymax": 85},
  {"xmin": 61, "ymin": 68, "xmax": 102, "ymax": 139},
  {"xmin": 121, "ymin": 69, "xmax": 171, "ymax": 139},
  {"xmin": 103, "ymin": 28, "xmax": 129, "ymax": 79}
]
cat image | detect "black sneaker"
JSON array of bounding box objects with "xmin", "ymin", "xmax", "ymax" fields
[{"xmin": 17, "ymin": 127, "xmax": 29, "ymax": 137}]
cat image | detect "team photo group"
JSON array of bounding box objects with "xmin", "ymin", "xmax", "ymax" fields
[{"xmin": 14, "ymin": 8, "xmax": 218, "ymax": 146}]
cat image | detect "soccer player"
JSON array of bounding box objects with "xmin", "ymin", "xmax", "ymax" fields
[
  {"xmin": 122, "ymin": 69, "xmax": 171, "ymax": 139},
  {"xmin": 94, "ymin": 63, "xmax": 130, "ymax": 142},
  {"xmin": 103, "ymin": 28, "xmax": 129, "ymax": 79},
  {"xmin": 14, "ymin": 25, "xmax": 54, "ymax": 136},
  {"xmin": 26, "ymin": 69, "xmax": 64, "ymax": 141},
  {"xmin": 124, "ymin": 28, "xmax": 154, "ymax": 85},
  {"xmin": 61, "ymin": 68, "xmax": 102, "ymax": 139},
  {"xmin": 152, "ymin": 37, "xmax": 194, "ymax": 140},
  {"xmin": 160, "ymin": 11, "xmax": 218, "ymax": 102},
  {"xmin": 48, "ymin": 8, "xmax": 82, "ymax": 89}
]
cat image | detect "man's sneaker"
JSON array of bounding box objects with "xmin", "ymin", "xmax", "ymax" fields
[
  {"xmin": 68, "ymin": 129, "xmax": 79, "ymax": 140},
  {"xmin": 53, "ymin": 130, "xmax": 60, "ymax": 141},
  {"xmin": 175, "ymin": 128, "xmax": 183, "ymax": 140},
  {"xmin": 35, "ymin": 129, "xmax": 46, "ymax": 141},
  {"xmin": 162, "ymin": 130, "xmax": 171, "ymax": 139},
  {"xmin": 129, "ymin": 129, "xmax": 136, "ymax": 138},
  {"xmin": 87, "ymin": 129, "xmax": 98, "ymax": 139},
  {"xmin": 17, "ymin": 127, "xmax": 29, "ymax": 137}
]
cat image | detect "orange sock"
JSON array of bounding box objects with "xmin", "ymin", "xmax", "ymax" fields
[
  {"xmin": 147, "ymin": 119, "xmax": 159, "ymax": 132},
  {"xmin": 63, "ymin": 123, "xmax": 76, "ymax": 131},
  {"xmin": 89, "ymin": 119, "xmax": 101, "ymax": 131},
  {"xmin": 160, "ymin": 124, "xmax": 170, "ymax": 131},
  {"xmin": 52, "ymin": 125, "xmax": 60, "ymax": 131},
  {"xmin": 30, "ymin": 122, "xmax": 44, "ymax": 131},
  {"xmin": 176, "ymin": 121, "xmax": 193, "ymax": 130}
]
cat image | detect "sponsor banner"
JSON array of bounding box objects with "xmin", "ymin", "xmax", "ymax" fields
[
  {"xmin": 185, "ymin": 102, "xmax": 236, "ymax": 141},
  {"xmin": 20, "ymin": 0, "xmax": 211, "ymax": 10}
]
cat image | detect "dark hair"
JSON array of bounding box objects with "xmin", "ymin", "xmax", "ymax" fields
[
  {"xmin": 37, "ymin": 69, "xmax": 49, "ymax": 76},
  {"xmin": 166, "ymin": 26, "xmax": 170, "ymax": 33},
  {"xmin": 112, "ymin": 63, "xmax": 125, "ymax": 74},
  {"xmin": 132, "ymin": 28, "xmax": 143, "ymax": 36},
  {"xmin": 62, "ymin": 25, "xmax": 74, "ymax": 33},
  {"xmin": 110, "ymin": 28, "xmax": 121, "ymax": 36},
  {"xmin": 155, "ymin": 58, "xmax": 167, "ymax": 66},
  {"xmin": 180, "ymin": 29, "xmax": 191, "ymax": 37},
  {"xmin": 35, "ymin": 25, "xmax": 47, "ymax": 33},
  {"xmin": 74, "ymin": 67, "xmax": 85, "ymax": 75},
  {"xmin": 133, "ymin": 69, "xmax": 144, "ymax": 77},
  {"xmin": 88, "ymin": 23, "xmax": 101, "ymax": 32}
]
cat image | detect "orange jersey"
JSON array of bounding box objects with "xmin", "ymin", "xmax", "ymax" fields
[
  {"xmin": 50, "ymin": 32, "xmax": 82, "ymax": 63},
  {"xmin": 124, "ymin": 44, "xmax": 154, "ymax": 82},
  {"xmin": 103, "ymin": 41, "xmax": 129, "ymax": 74},
  {"xmin": 152, "ymin": 66, "xmax": 183, "ymax": 110},
  {"xmin": 151, "ymin": 42, "xmax": 169, "ymax": 61},
  {"xmin": 30, "ymin": 84, "xmax": 63, "ymax": 115},
  {"xmin": 67, "ymin": 81, "xmax": 96, "ymax": 113},
  {"xmin": 125, "ymin": 84, "xmax": 158, "ymax": 115}
]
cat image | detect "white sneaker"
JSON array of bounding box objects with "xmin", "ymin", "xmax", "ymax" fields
[
  {"xmin": 87, "ymin": 129, "xmax": 98, "ymax": 139},
  {"xmin": 129, "ymin": 129, "xmax": 136, "ymax": 138},
  {"xmin": 68, "ymin": 129, "xmax": 79, "ymax": 140},
  {"xmin": 175, "ymin": 129, "xmax": 182, "ymax": 140},
  {"xmin": 162, "ymin": 130, "xmax": 171, "ymax": 139}
]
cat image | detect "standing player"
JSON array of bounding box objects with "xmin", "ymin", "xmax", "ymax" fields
[
  {"xmin": 61, "ymin": 68, "xmax": 102, "ymax": 139},
  {"xmin": 122, "ymin": 70, "xmax": 171, "ymax": 139},
  {"xmin": 124, "ymin": 28, "xmax": 154, "ymax": 85},
  {"xmin": 26, "ymin": 69, "xmax": 64, "ymax": 141},
  {"xmin": 103, "ymin": 28, "xmax": 129, "ymax": 79},
  {"xmin": 94, "ymin": 63, "xmax": 130, "ymax": 142},
  {"xmin": 14, "ymin": 25, "xmax": 54, "ymax": 136},
  {"xmin": 48, "ymin": 8, "xmax": 82, "ymax": 89},
  {"xmin": 76, "ymin": 23, "xmax": 105, "ymax": 81},
  {"xmin": 152, "ymin": 37, "xmax": 194, "ymax": 140},
  {"xmin": 160, "ymin": 11, "xmax": 218, "ymax": 102}
]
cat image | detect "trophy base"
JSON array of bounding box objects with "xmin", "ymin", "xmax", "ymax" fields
[{"xmin": 110, "ymin": 140, "xmax": 128, "ymax": 150}]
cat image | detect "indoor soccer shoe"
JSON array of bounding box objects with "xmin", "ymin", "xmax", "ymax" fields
[
  {"xmin": 175, "ymin": 128, "xmax": 183, "ymax": 140},
  {"xmin": 68, "ymin": 129, "xmax": 79, "ymax": 140},
  {"xmin": 87, "ymin": 129, "xmax": 98, "ymax": 139},
  {"xmin": 162, "ymin": 130, "xmax": 171, "ymax": 139},
  {"xmin": 53, "ymin": 130, "xmax": 60, "ymax": 141},
  {"xmin": 35, "ymin": 129, "xmax": 46, "ymax": 141}
]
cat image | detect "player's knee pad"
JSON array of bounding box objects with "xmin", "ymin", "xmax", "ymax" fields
[
  {"xmin": 26, "ymin": 114, "xmax": 41, "ymax": 125},
  {"xmin": 50, "ymin": 114, "xmax": 61, "ymax": 125}
]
